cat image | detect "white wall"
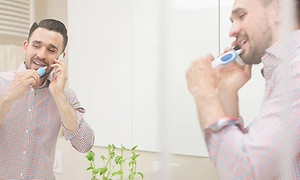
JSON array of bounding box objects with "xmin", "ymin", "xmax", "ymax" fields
[{"xmin": 68, "ymin": 0, "xmax": 221, "ymax": 157}]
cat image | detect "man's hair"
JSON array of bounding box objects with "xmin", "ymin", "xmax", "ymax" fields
[
  {"xmin": 27, "ymin": 19, "xmax": 68, "ymax": 53},
  {"xmin": 297, "ymin": 0, "xmax": 300, "ymax": 24},
  {"xmin": 260, "ymin": 0, "xmax": 273, "ymax": 7},
  {"xmin": 260, "ymin": 0, "xmax": 300, "ymax": 24}
]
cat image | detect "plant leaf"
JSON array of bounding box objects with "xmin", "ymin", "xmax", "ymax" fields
[
  {"xmin": 137, "ymin": 172, "xmax": 144, "ymax": 179},
  {"xmin": 87, "ymin": 166, "xmax": 93, "ymax": 171},
  {"xmin": 115, "ymin": 156, "xmax": 122, "ymax": 164},
  {"xmin": 99, "ymin": 167, "xmax": 108, "ymax": 175},
  {"xmin": 131, "ymin": 145, "xmax": 138, "ymax": 151},
  {"xmin": 92, "ymin": 168, "xmax": 100, "ymax": 174},
  {"xmin": 128, "ymin": 173, "xmax": 136, "ymax": 180},
  {"xmin": 101, "ymin": 155, "xmax": 107, "ymax": 160},
  {"xmin": 112, "ymin": 170, "xmax": 123, "ymax": 176},
  {"xmin": 85, "ymin": 151, "xmax": 95, "ymax": 161}
]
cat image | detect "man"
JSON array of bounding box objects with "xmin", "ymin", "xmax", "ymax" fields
[
  {"xmin": 0, "ymin": 19, "xmax": 95, "ymax": 179},
  {"xmin": 186, "ymin": 0, "xmax": 300, "ymax": 179}
]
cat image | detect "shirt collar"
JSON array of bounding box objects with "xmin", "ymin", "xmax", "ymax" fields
[
  {"xmin": 262, "ymin": 30, "xmax": 300, "ymax": 65},
  {"xmin": 261, "ymin": 30, "xmax": 300, "ymax": 79}
]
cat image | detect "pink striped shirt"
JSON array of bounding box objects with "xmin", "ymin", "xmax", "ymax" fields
[
  {"xmin": 0, "ymin": 64, "xmax": 95, "ymax": 179},
  {"xmin": 205, "ymin": 30, "xmax": 300, "ymax": 179}
]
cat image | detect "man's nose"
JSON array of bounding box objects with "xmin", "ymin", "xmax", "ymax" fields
[
  {"xmin": 229, "ymin": 22, "xmax": 241, "ymax": 38},
  {"xmin": 36, "ymin": 48, "xmax": 47, "ymax": 60}
]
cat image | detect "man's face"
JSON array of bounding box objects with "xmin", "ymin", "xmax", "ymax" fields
[
  {"xmin": 23, "ymin": 27, "xmax": 64, "ymax": 75},
  {"xmin": 230, "ymin": 0, "xmax": 277, "ymax": 64}
]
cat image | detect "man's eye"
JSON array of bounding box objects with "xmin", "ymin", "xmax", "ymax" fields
[
  {"xmin": 49, "ymin": 49, "xmax": 55, "ymax": 53},
  {"xmin": 239, "ymin": 13, "xmax": 246, "ymax": 19},
  {"xmin": 33, "ymin": 44, "xmax": 39, "ymax": 48}
]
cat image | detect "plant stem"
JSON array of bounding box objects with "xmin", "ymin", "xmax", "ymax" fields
[
  {"xmin": 103, "ymin": 152, "xmax": 110, "ymax": 180},
  {"xmin": 107, "ymin": 154, "xmax": 112, "ymax": 177},
  {"xmin": 120, "ymin": 148, "xmax": 124, "ymax": 180}
]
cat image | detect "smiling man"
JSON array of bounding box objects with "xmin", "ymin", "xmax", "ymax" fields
[
  {"xmin": 0, "ymin": 19, "xmax": 95, "ymax": 179},
  {"xmin": 186, "ymin": 0, "xmax": 300, "ymax": 179}
]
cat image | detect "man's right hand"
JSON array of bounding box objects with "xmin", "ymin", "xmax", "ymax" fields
[
  {"xmin": 4, "ymin": 70, "xmax": 40, "ymax": 102},
  {"xmin": 213, "ymin": 44, "xmax": 252, "ymax": 118},
  {"xmin": 215, "ymin": 47, "xmax": 252, "ymax": 93}
]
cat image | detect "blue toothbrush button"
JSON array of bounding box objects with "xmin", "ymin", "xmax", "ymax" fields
[{"xmin": 221, "ymin": 54, "xmax": 233, "ymax": 62}]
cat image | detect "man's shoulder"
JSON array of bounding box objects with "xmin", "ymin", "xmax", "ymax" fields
[
  {"xmin": 64, "ymin": 87, "xmax": 79, "ymax": 101},
  {"xmin": 64, "ymin": 87, "xmax": 76, "ymax": 95},
  {"xmin": 0, "ymin": 70, "xmax": 17, "ymax": 81}
]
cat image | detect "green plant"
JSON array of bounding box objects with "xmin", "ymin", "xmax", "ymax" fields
[{"xmin": 86, "ymin": 144, "xmax": 144, "ymax": 180}]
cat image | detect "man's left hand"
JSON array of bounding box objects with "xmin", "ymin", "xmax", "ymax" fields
[{"xmin": 49, "ymin": 59, "xmax": 68, "ymax": 97}]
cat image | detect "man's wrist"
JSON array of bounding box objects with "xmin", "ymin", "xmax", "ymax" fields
[
  {"xmin": 52, "ymin": 93, "xmax": 66, "ymax": 103},
  {"xmin": 1, "ymin": 92, "xmax": 14, "ymax": 105},
  {"xmin": 194, "ymin": 90, "xmax": 218, "ymax": 106},
  {"xmin": 217, "ymin": 90, "xmax": 238, "ymax": 100}
]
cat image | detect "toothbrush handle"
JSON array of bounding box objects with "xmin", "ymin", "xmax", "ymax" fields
[
  {"xmin": 211, "ymin": 50, "xmax": 238, "ymax": 68},
  {"xmin": 37, "ymin": 67, "xmax": 46, "ymax": 77}
]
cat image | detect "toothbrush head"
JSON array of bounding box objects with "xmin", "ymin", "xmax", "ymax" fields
[
  {"xmin": 37, "ymin": 66, "xmax": 47, "ymax": 77},
  {"xmin": 236, "ymin": 49, "xmax": 243, "ymax": 55},
  {"xmin": 233, "ymin": 45, "xmax": 241, "ymax": 51}
]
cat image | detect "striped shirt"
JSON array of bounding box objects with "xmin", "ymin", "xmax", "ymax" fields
[
  {"xmin": 204, "ymin": 30, "xmax": 300, "ymax": 179},
  {"xmin": 0, "ymin": 63, "xmax": 95, "ymax": 180}
]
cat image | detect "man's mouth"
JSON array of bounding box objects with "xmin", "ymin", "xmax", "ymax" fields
[
  {"xmin": 241, "ymin": 40, "xmax": 247, "ymax": 45},
  {"xmin": 33, "ymin": 60, "xmax": 47, "ymax": 68},
  {"xmin": 238, "ymin": 39, "xmax": 248, "ymax": 48}
]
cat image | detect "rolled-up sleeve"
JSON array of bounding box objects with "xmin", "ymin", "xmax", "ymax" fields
[
  {"xmin": 204, "ymin": 90, "xmax": 300, "ymax": 179},
  {"xmin": 62, "ymin": 88, "xmax": 95, "ymax": 153}
]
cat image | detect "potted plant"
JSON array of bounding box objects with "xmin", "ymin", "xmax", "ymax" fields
[{"xmin": 86, "ymin": 144, "xmax": 144, "ymax": 180}]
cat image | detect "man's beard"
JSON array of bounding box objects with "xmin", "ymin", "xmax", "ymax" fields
[
  {"xmin": 25, "ymin": 56, "xmax": 47, "ymax": 70},
  {"xmin": 25, "ymin": 56, "xmax": 53, "ymax": 78},
  {"xmin": 240, "ymin": 21, "xmax": 273, "ymax": 64}
]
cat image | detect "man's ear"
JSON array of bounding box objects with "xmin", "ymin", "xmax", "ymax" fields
[
  {"xmin": 273, "ymin": 0, "xmax": 281, "ymax": 24},
  {"xmin": 62, "ymin": 52, "xmax": 66, "ymax": 59},
  {"xmin": 23, "ymin": 40, "xmax": 28, "ymax": 54}
]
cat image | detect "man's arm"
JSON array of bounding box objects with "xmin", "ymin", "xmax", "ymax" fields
[
  {"xmin": 0, "ymin": 93, "xmax": 13, "ymax": 124},
  {"xmin": 52, "ymin": 94, "xmax": 77, "ymax": 132},
  {"xmin": 58, "ymin": 89, "xmax": 95, "ymax": 153},
  {"xmin": 53, "ymin": 91, "xmax": 95, "ymax": 153},
  {"xmin": 0, "ymin": 70, "xmax": 40, "ymax": 124},
  {"xmin": 218, "ymin": 90, "xmax": 239, "ymax": 117},
  {"xmin": 186, "ymin": 52, "xmax": 299, "ymax": 179},
  {"xmin": 49, "ymin": 59, "xmax": 95, "ymax": 153}
]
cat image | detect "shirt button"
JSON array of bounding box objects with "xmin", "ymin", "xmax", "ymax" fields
[
  {"xmin": 23, "ymin": 151, "xmax": 26, "ymax": 154},
  {"xmin": 20, "ymin": 173, "xmax": 23, "ymax": 176},
  {"xmin": 28, "ymin": 109, "xmax": 31, "ymax": 112},
  {"xmin": 26, "ymin": 130, "xmax": 29, "ymax": 133}
]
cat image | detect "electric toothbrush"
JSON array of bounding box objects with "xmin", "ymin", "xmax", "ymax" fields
[
  {"xmin": 37, "ymin": 66, "xmax": 47, "ymax": 77},
  {"xmin": 211, "ymin": 49, "xmax": 244, "ymax": 68}
]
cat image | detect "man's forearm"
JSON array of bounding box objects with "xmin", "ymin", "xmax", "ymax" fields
[
  {"xmin": 195, "ymin": 92, "xmax": 227, "ymax": 128},
  {"xmin": 0, "ymin": 93, "xmax": 13, "ymax": 124},
  {"xmin": 53, "ymin": 94, "xmax": 77, "ymax": 132},
  {"xmin": 218, "ymin": 90, "xmax": 239, "ymax": 118}
]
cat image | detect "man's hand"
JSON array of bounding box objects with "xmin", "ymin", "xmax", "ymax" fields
[
  {"xmin": 214, "ymin": 46, "xmax": 252, "ymax": 117},
  {"xmin": 5, "ymin": 70, "xmax": 40, "ymax": 101},
  {"xmin": 186, "ymin": 54, "xmax": 218, "ymax": 100},
  {"xmin": 215, "ymin": 43, "xmax": 252, "ymax": 92},
  {"xmin": 186, "ymin": 54, "xmax": 226, "ymax": 127},
  {"xmin": 49, "ymin": 59, "xmax": 68, "ymax": 97}
]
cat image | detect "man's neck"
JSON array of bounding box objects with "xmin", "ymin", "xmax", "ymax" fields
[{"xmin": 32, "ymin": 76, "xmax": 48, "ymax": 89}]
